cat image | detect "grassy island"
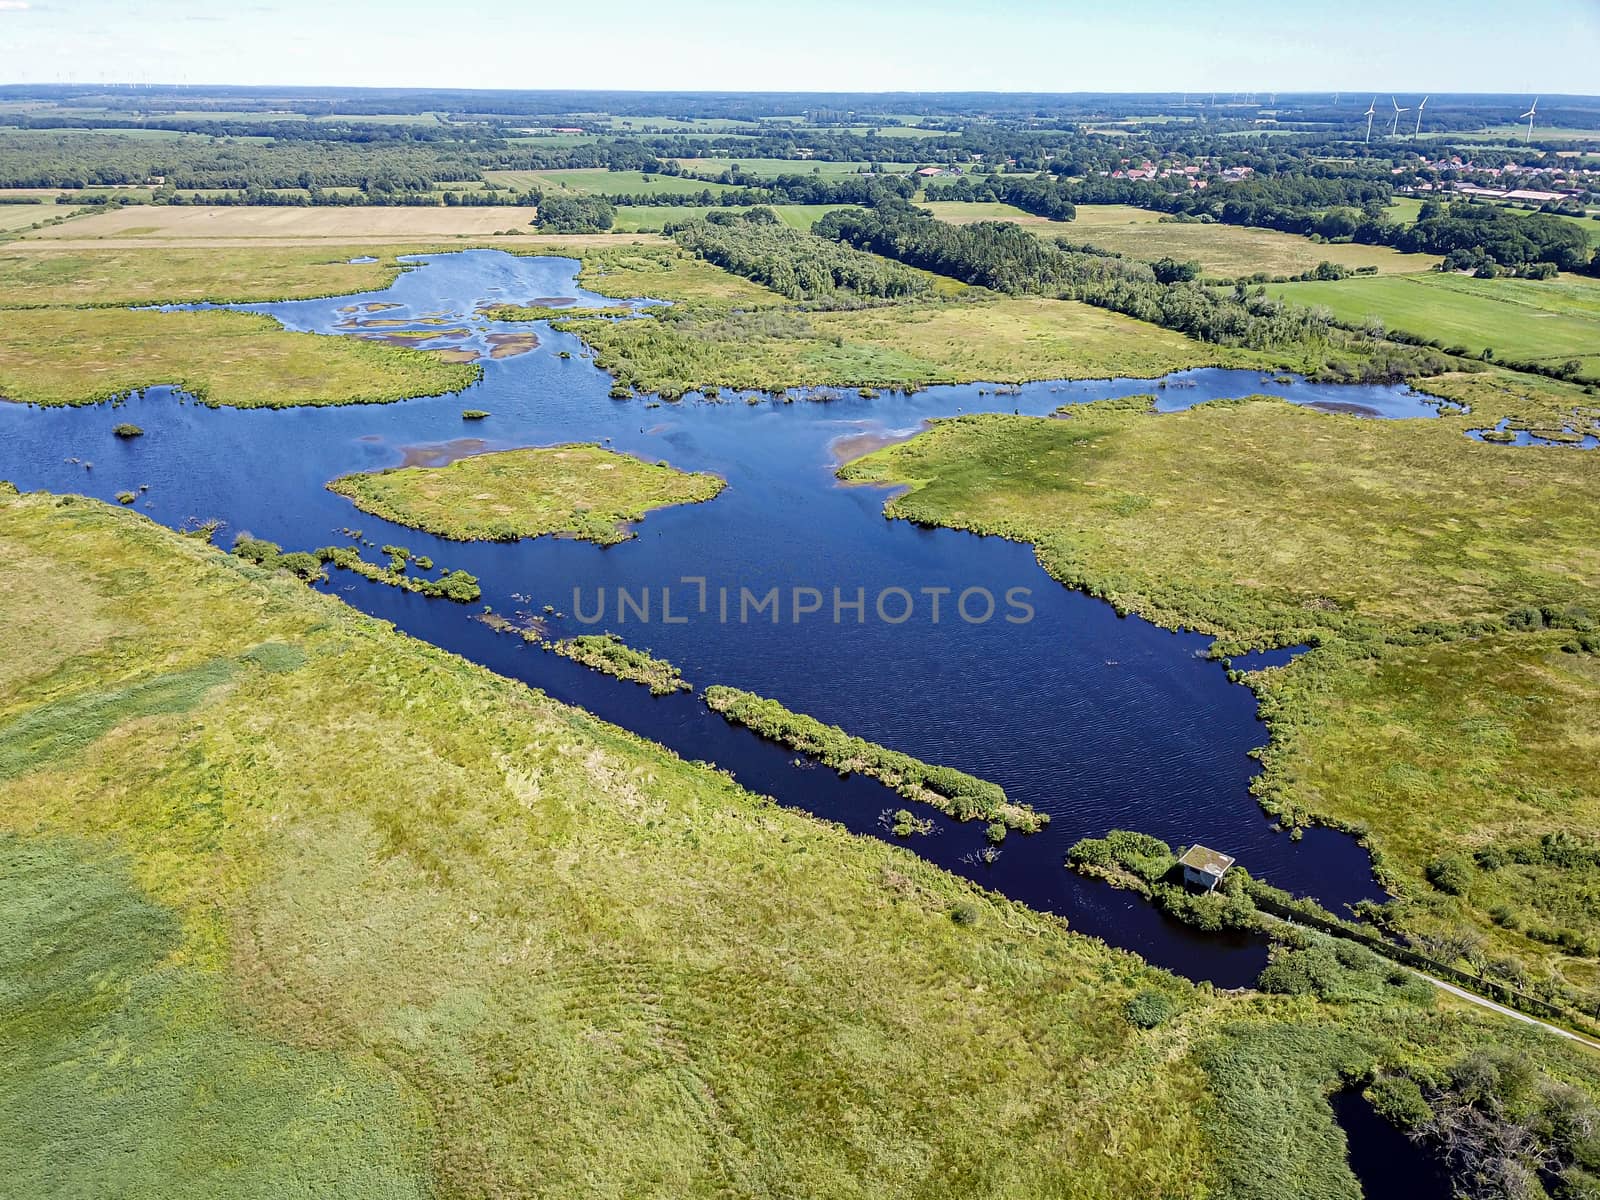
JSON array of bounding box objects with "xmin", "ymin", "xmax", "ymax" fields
[
  {"xmin": 327, "ymin": 443, "xmax": 725, "ymax": 544},
  {"xmin": 703, "ymin": 684, "xmax": 1047, "ymax": 831},
  {"xmin": 551, "ymin": 632, "xmax": 691, "ymax": 694}
]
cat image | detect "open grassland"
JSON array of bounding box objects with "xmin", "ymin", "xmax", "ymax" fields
[
  {"xmin": 20, "ymin": 204, "xmax": 544, "ymax": 241},
  {"xmin": 328, "ymin": 444, "xmax": 725, "ymax": 544},
  {"xmin": 923, "ymin": 202, "xmax": 1438, "ymax": 276},
  {"xmin": 609, "ymin": 203, "xmax": 860, "ymax": 233},
  {"xmin": 667, "ymin": 158, "xmax": 917, "ymax": 178},
  {"xmin": 1064, "ymin": 206, "xmax": 1440, "ymax": 277},
  {"xmin": 0, "ymin": 489, "xmax": 1335, "ymax": 1198},
  {"xmin": 0, "ymin": 204, "xmax": 51, "ymax": 233},
  {"xmin": 1268, "ymin": 271, "xmax": 1600, "ymax": 378},
  {"xmin": 558, "ymin": 245, "xmax": 1242, "ymax": 394},
  {"xmin": 0, "ymin": 244, "xmax": 409, "ymax": 306},
  {"xmin": 1255, "ymin": 633, "xmax": 1600, "ymax": 998},
  {"xmin": 839, "ymin": 397, "xmax": 1600, "ymax": 639},
  {"xmin": 574, "ymin": 243, "xmax": 789, "ymax": 307},
  {"xmin": 0, "ymin": 308, "xmax": 476, "ymax": 408},
  {"xmin": 564, "ymin": 295, "xmax": 1244, "ymax": 395},
  {"xmin": 486, "ymin": 168, "xmax": 741, "ymax": 197}
]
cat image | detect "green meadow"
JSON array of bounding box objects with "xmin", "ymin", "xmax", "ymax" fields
[{"xmin": 1268, "ymin": 271, "xmax": 1600, "ymax": 378}]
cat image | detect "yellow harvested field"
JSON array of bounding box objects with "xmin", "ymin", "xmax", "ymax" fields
[{"xmin": 22, "ymin": 205, "xmax": 549, "ymax": 241}]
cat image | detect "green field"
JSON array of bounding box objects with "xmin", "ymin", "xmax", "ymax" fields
[
  {"xmin": 1268, "ymin": 271, "xmax": 1600, "ymax": 376},
  {"xmin": 1386, "ymin": 197, "xmax": 1600, "ymax": 246},
  {"xmin": 609, "ymin": 203, "xmax": 861, "ymax": 233},
  {"xmin": 486, "ymin": 168, "xmax": 741, "ymax": 196},
  {"xmin": 327, "ymin": 443, "xmax": 725, "ymax": 544},
  {"xmin": 667, "ymin": 157, "xmax": 918, "ymax": 178},
  {"xmin": 0, "ymin": 204, "xmax": 49, "ymax": 234}
]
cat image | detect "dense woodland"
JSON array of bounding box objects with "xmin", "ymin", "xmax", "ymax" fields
[{"xmin": 671, "ymin": 209, "xmax": 928, "ymax": 300}]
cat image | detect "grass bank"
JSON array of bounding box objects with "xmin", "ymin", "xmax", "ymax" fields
[
  {"xmin": 703, "ymin": 684, "xmax": 1047, "ymax": 831},
  {"xmin": 327, "ymin": 443, "xmax": 725, "ymax": 544}
]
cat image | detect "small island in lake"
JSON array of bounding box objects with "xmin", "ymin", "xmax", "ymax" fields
[{"xmin": 327, "ymin": 443, "xmax": 725, "ymax": 544}]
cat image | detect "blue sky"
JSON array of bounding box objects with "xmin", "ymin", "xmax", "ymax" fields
[{"xmin": 2, "ymin": 0, "xmax": 1597, "ymax": 94}]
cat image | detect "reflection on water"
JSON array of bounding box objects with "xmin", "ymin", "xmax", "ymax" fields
[{"xmin": 1, "ymin": 250, "xmax": 1448, "ymax": 984}]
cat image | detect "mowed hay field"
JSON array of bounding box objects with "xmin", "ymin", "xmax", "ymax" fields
[
  {"xmin": 609, "ymin": 203, "xmax": 861, "ymax": 233},
  {"xmin": 485, "ymin": 168, "xmax": 741, "ymax": 196},
  {"xmin": 0, "ymin": 204, "xmax": 52, "ymax": 233},
  {"xmin": 1268, "ymin": 271, "xmax": 1600, "ymax": 378},
  {"xmin": 21, "ymin": 204, "xmax": 544, "ymax": 241},
  {"xmin": 924, "ymin": 202, "xmax": 1440, "ymax": 277}
]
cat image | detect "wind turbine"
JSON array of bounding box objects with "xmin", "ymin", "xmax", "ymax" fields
[
  {"xmin": 1363, "ymin": 97, "xmax": 1377, "ymax": 144},
  {"xmin": 1520, "ymin": 97, "xmax": 1538, "ymax": 141},
  {"xmin": 1413, "ymin": 95, "xmax": 1428, "ymax": 140},
  {"xmin": 1390, "ymin": 96, "xmax": 1410, "ymax": 138}
]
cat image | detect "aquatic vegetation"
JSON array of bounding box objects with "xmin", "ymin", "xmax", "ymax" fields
[
  {"xmin": 327, "ymin": 443, "xmax": 725, "ymax": 544},
  {"xmin": 550, "ymin": 632, "xmax": 690, "ymax": 694},
  {"xmin": 703, "ymin": 684, "xmax": 1047, "ymax": 831},
  {"xmin": 112, "ymin": 422, "xmax": 143, "ymax": 438},
  {"xmin": 312, "ymin": 543, "xmax": 481, "ymax": 603},
  {"xmin": 483, "ymin": 302, "xmax": 632, "ymax": 321}
]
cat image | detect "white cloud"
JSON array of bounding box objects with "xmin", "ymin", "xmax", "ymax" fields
[{"xmin": 0, "ymin": 2, "xmax": 32, "ymax": 10}]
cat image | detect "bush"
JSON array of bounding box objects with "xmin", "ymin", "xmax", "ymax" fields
[
  {"xmin": 985, "ymin": 822, "xmax": 1007, "ymax": 845},
  {"xmin": 112, "ymin": 423, "xmax": 144, "ymax": 438},
  {"xmin": 949, "ymin": 903, "xmax": 980, "ymax": 926},
  {"xmin": 1124, "ymin": 989, "xmax": 1177, "ymax": 1029},
  {"xmin": 462, "ymin": 409, "xmax": 489, "ymax": 420},
  {"xmin": 1426, "ymin": 853, "xmax": 1474, "ymax": 896},
  {"xmin": 1367, "ymin": 1074, "xmax": 1432, "ymax": 1131}
]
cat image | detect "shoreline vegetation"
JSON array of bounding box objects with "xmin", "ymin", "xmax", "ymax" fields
[
  {"xmin": 326, "ymin": 443, "xmax": 725, "ymax": 544},
  {"xmin": 550, "ymin": 632, "xmax": 691, "ymax": 694},
  {"xmin": 703, "ymin": 684, "xmax": 1047, "ymax": 832},
  {"xmin": 839, "ymin": 392, "xmax": 1600, "ymax": 1025}
]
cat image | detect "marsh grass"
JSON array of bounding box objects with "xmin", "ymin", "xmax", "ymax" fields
[
  {"xmin": 4, "ymin": 490, "xmax": 1599, "ymax": 1196},
  {"xmin": 0, "ymin": 307, "xmax": 477, "ymax": 408},
  {"xmin": 327, "ymin": 443, "xmax": 725, "ymax": 544},
  {"xmin": 704, "ymin": 684, "xmax": 1046, "ymax": 831},
  {"xmin": 551, "ymin": 632, "xmax": 691, "ymax": 694}
]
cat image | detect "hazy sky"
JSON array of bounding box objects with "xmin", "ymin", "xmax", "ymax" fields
[{"xmin": 2, "ymin": 0, "xmax": 1597, "ymax": 95}]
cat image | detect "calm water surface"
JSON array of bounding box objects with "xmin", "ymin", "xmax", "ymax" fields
[{"xmin": 2, "ymin": 250, "xmax": 1455, "ymax": 984}]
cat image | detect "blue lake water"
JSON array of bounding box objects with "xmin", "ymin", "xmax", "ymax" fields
[{"xmin": 0, "ymin": 249, "xmax": 1458, "ymax": 986}]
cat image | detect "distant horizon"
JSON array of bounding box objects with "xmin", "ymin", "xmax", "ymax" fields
[
  {"xmin": 4, "ymin": 84, "xmax": 1597, "ymax": 102},
  {"xmin": 1, "ymin": 0, "xmax": 1595, "ymax": 96}
]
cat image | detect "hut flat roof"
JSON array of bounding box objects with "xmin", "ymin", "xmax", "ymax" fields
[{"xmin": 1178, "ymin": 845, "xmax": 1236, "ymax": 877}]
